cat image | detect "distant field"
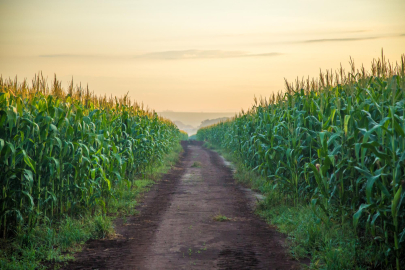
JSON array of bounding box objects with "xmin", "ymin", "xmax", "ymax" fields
[{"xmin": 157, "ymin": 111, "xmax": 236, "ymax": 127}]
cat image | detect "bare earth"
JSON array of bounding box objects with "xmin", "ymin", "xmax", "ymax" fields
[{"xmin": 63, "ymin": 141, "xmax": 302, "ymax": 270}]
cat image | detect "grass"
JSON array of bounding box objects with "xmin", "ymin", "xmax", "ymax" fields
[
  {"xmin": 0, "ymin": 143, "xmax": 183, "ymax": 270},
  {"xmin": 207, "ymin": 143, "xmax": 376, "ymax": 270},
  {"xmin": 0, "ymin": 215, "xmax": 113, "ymax": 270},
  {"xmin": 212, "ymin": 214, "xmax": 231, "ymax": 222},
  {"xmin": 256, "ymin": 202, "xmax": 373, "ymax": 270},
  {"xmin": 191, "ymin": 161, "xmax": 202, "ymax": 168}
]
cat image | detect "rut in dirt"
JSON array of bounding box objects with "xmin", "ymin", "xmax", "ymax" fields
[{"xmin": 63, "ymin": 141, "xmax": 301, "ymax": 270}]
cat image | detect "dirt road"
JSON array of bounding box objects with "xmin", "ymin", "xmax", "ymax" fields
[{"xmin": 64, "ymin": 141, "xmax": 301, "ymax": 269}]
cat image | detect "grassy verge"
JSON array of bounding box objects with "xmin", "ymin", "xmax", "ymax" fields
[
  {"xmin": 0, "ymin": 143, "xmax": 183, "ymax": 270},
  {"xmin": 203, "ymin": 142, "xmax": 375, "ymax": 270}
]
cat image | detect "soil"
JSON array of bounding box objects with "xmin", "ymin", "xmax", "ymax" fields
[{"xmin": 62, "ymin": 141, "xmax": 303, "ymax": 269}]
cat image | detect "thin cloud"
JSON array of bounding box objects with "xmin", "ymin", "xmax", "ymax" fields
[
  {"xmin": 297, "ymin": 33, "xmax": 405, "ymax": 44},
  {"xmin": 303, "ymin": 36, "xmax": 378, "ymax": 43},
  {"xmin": 135, "ymin": 50, "xmax": 282, "ymax": 60},
  {"xmin": 38, "ymin": 51, "xmax": 282, "ymax": 60},
  {"xmin": 144, "ymin": 29, "xmax": 369, "ymax": 42}
]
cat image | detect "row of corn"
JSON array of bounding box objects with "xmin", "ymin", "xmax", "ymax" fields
[
  {"xmin": 0, "ymin": 74, "xmax": 187, "ymax": 238},
  {"xmin": 197, "ymin": 54, "xmax": 405, "ymax": 269}
]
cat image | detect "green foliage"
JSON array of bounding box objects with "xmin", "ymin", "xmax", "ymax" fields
[
  {"xmin": 0, "ymin": 98, "xmax": 184, "ymax": 269},
  {"xmin": 0, "ymin": 73, "xmax": 184, "ymax": 238},
  {"xmin": 179, "ymin": 130, "xmax": 189, "ymax": 140},
  {"xmin": 258, "ymin": 202, "xmax": 371, "ymax": 270},
  {"xmin": 197, "ymin": 53, "xmax": 405, "ymax": 269},
  {"xmin": 212, "ymin": 214, "xmax": 230, "ymax": 222},
  {"xmin": 191, "ymin": 161, "xmax": 201, "ymax": 168},
  {"xmin": 216, "ymin": 146, "xmax": 371, "ymax": 269},
  {"xmin": 0, "ymin": 214, "xmax": 112, "ymax": 269}
]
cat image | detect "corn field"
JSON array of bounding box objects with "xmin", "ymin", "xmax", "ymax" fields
[
  {"xmin": 197, "ymin": 53, "xmax": 405, "ymax": 269},
  {"xmin": 0, "ymin": 73, "xmax": 187, "ymax": 238}
]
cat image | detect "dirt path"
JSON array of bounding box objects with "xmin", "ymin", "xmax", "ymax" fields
[{"xmin": 64, "ymin": 141, "xmax": 301, "ymax": 269}]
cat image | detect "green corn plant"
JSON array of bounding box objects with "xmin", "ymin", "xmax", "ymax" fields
[
  {"xmin": 0, "ymin": 73, "xmax": 186, "ymax": 239},
  {"xmin": 197, "ymin": 53, "xmax": 405, "ymax": 269}
]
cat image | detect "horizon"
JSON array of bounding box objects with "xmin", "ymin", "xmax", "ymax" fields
[
  {"xmin": 158, "ymin": 110, "xmax": 236, "ymax": 113},
  {"xmin": 158, "ymin": 111, "xmax": 236, "ymax": 129}
]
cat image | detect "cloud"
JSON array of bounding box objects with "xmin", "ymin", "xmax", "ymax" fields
[
  {"xmin": 297, "ymin": 33, "xmax": 405, "ymax": 44},
  {"xmin": 302, "ymin": 36, "xmax": 379, "ymax": 43},
  {"xmin": 144, "ymin": 29, "xmax": 370, "ymax": 42},
  {"xmin": 38, "ymin": 50, "xmax": 282, "ymax": 60},
  {"xmin": 134, "ymin": 50, "xmax": 282, "ymax": 60}
]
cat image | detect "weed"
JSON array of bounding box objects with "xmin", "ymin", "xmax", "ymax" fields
[
  {"xmin": 212, "ymin": 214, "xmax": 231, "ymax": 222},
  {"xmin": 93, "ymin": 215, "xmax": 113, "ymax": 239},
  {"xmin": 191, "ymin": 161, "xmax": 202, "ymax": 168}
]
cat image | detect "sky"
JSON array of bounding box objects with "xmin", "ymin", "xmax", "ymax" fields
[{"xmin": 1, "ymin": 0, "xmax": 404, "ymax": 112}]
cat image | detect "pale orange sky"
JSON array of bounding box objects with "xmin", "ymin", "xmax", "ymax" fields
[{"xmin": 1, "ymin": 0, "xmax": 404, "ymax": 112}]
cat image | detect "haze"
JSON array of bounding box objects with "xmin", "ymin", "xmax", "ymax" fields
[{"xmin": 1, "ymin": 0, "xmax": 404, "ymax": 113}]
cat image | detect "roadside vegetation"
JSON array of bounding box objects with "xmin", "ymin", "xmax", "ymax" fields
[
  {"xmin": 0, "ymin": 74, "xmax": 187, "ymax": 269},
  {"xmin": 198, "ymin": 53, "xmax": 405, "ymax": 269}
]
